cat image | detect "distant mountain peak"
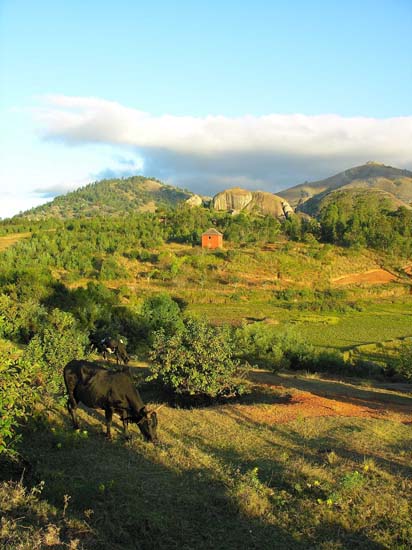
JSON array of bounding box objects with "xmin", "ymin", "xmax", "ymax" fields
[{"xmin": 278, "ymin": 162, "xmax": 412, "ymax": 213}]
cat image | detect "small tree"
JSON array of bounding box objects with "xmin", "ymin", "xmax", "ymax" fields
[
  {"xmin": 149, "ymin": 317, "xmax": 240, "ymax": 398},
  {"xmin": 24, "ymin": 309, "xmax": 89, "ymax": 394},
  {"xmin": 141, "ymin": 293, "xmax": 184, "ymax": 342},
  {"xmin": 0, "ymin": 351, "xmax": 41, "ymax": 456},
  {"xmin": 392, "ymin": 342, "xmax": 412, "ymax": 380}
]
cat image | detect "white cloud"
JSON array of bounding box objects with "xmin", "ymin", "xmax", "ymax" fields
[
  {"xmin": 0, "ymin": 196, "xmax": 52, "ymax": 220},
  {"xmin": 35, "ymin": 95, "xmax": 412, "ymax": 195}
]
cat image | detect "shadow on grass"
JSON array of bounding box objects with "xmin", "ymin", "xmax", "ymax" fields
[
  {"xmin": 160, "ymin": 415, "xmax": 388, "ymax": 550},
  {"xmin": 221, "ymin": 404, "xmax": 412, "ymax": 480},
  {"xmin": 17, "ymin": 411, "xmax": 305, "ymax": 550}
]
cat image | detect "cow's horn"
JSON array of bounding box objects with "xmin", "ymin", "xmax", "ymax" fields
[{"xmin": 148, "ymin": 404, "xmax": 165, "ymax": 414}]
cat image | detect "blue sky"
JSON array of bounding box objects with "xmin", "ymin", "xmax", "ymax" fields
[{"xmin": 1, "ymin": 0, "xmax": 411, "ymax": 218}]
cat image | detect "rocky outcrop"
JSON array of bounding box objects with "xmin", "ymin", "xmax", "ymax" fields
[
  {"xmin": 282, "ymin": 201, "xmax": 294, "ymax": 219},
  {"xmin": 245, "ymin": 191, "xmax": 287, "ymax": 218},
  {"xmin": 213, "ymin": 188, "xmax": 253, "ymax": 212},
  {"xmin": 212, "ymin": 187, "xmax": 294, "ymax": 219},
  {"xmin": 185, "ymin": 194, "xmax": 203, "ymax": 207}
]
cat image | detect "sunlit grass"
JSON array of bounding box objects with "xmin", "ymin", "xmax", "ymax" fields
[
  {"xmin": 5, "ymin": 371, "xmax": 412, "ymax": 549},
  {"xmin": 0, "ymin": 232, "xmax": 30, "ymax": 251}
]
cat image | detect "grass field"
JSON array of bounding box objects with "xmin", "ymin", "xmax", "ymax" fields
[
  {"xmin": 2, "ymin": 368, "xmax": 412, "ymax": 549},
  {"xmin": 188, "ymin": 297, "xmax": 412, "ymax": 352}
]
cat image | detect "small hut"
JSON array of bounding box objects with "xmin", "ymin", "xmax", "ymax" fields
[{"xmin": 201, "ymin": 228, "xmax": 223, "ymax": 249}]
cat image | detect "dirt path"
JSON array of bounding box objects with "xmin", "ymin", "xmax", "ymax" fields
[{"xmin": 238, "ymin": 370, "xmax": 412, "ymax": 425}]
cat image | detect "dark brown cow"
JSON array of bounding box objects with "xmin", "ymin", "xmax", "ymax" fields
[{"xmin": 63, "ymin": 360, "xmax": 158, "ymax": 442}]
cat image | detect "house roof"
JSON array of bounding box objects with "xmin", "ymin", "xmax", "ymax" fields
[{"xmin": 202, "ymin": 228, "xmax": 223, "ymax": 236}]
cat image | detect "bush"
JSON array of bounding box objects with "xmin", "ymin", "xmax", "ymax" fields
[
  {"xmin": 24, "ymin": 309, "xmax": 89, "ymax": 394},
  {"xmin": 98, "ymin": 257, "xmax": 129, "ymax": 280},
  {"xmin": 390, "ymin": 342, "xmax": 412, "ymax": 380},
  {"xmin": 235, "ymin": 323, "xmax": 314, "ymax": 371},
  {"xmin": 149, "ymin": 317, "xmax": 242, "ymax": 398},
  {"xmin": 141, "ymin": 293, "xmax": 184, "ymax": 342},
  {"xmin": 0, "ymin": 351, "xmax": 41, "ymax": 456}
]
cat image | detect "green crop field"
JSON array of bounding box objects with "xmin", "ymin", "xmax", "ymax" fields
[{"xmin": 188, "ymin": 297, "xmax": 412, "ymax": 352}]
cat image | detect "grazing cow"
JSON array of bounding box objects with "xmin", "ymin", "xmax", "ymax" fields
[
  {"xmin": 63, "ymin": 360, "xmax": 158, "ymax": 442},
  {"xmin": 100, "ymin": 337, "xmax": 130, "ymax": 365}
]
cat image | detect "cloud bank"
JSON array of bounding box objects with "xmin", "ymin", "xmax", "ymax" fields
[{"xmin": 35, "ymin": 95, "xmax": 412, "ymax": 195}]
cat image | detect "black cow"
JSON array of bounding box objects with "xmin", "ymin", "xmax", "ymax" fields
[
  {"xmin": 63, "ymin": 360, "xmax": 158, "ymax": 442},
  {"xmin": 100, "ymin": 337, "xmax": 130, "ymax": 365}
]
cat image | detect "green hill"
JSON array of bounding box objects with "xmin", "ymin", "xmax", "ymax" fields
[
  {"xmin": 299, "ymin": 187, "xmax": 410, "ymax": 217},
  {"xmin": 278, "ymin": 162, "xmax": 412, "ymax": 210},
  {"xmin": 19, "ymin": 176, "xmax": 193, "ymax": 220}
]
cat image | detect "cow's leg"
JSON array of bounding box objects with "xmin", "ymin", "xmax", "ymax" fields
[
  {"xmin": 67, "ymin": 397, "xmax": 79, "ymax": 429},
  {"xmin": 105, "ymin": 407, "xmax": 113, "ymax": 439},
  {"xmin": 120, "ymin": 410, "xmax": 130, "ymax": 439}
]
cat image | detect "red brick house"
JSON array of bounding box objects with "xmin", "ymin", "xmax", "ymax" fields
[{"xmin": 201, "ymin": 228, "xmax": 223, "ymax": 249}]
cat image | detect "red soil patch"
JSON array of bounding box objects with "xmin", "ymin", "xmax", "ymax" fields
[
  {"xmin": 229, "ymin": 373, "xmax": 412, "ymax": 426},
  {"xmin": 332, "ymin": 268, "xmax": 397, "ymax": 286},
  {"xmin": 231, "ymin": 392, "xmax": 410, "ymax": 426},
  {"xmin": 403, "ymin": 264, "xmax": 412, "ymax": 276}
]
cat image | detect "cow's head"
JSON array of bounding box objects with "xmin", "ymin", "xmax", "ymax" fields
[{"xmin": 136, "ymin": 407, "xmax": 158, "ymax": 443}]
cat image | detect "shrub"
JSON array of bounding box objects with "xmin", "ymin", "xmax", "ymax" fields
[
  {"xmin": 390, "ymin": 342, "xmax": 412, "ymax": 380},
  {"xmin": 24, "ymin": 309, "xmax": 89, "ymax": 394},
  {"xmin": 149, "ymin": 317, "xmax": 241, "ymax": 398},
  {"xmin": 235, "ymin": 323, "xmax": 314, "ymax": 371},
  {"xmin": 98, "ymin": 257, "xmax": 129, "ymax": 280},
  {"xmin": 141, "ymin": 293, "xmax": 184, "ymax": 342},
  {"xmin": 0, "ymin": 351, "xmax": 41, "ymax": 455}
]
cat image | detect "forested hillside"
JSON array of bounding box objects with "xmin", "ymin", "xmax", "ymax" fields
[{"xmin": 19, "ymin": 176, "xmax": 193, "ymax": 220}]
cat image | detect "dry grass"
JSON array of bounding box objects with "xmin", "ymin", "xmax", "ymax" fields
[
  {"xmin": 0, "ymin": 233, "xmax": 31, "ymax": 252},
  {"xmin": 0, "ymin": 477, "xmax": 92, "ymax": 549},
  {"xmin": 3, "ymin": 369, "xmax": 411, "ymax": 549}
]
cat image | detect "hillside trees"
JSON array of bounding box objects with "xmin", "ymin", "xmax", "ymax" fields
[
  {"xmin": 220, "ymin": 212, "xmax": 281, "ymax": 244},
  {"xmin": 317, "ymin": 196, "xmax": 412, "ymax": 254},
  {"xmin": 163, "ymin": 204, "xmax": 215, "ymax": 244}
]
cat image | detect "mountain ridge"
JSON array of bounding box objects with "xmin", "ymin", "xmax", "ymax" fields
[
  {"xmin": 277, "ymin": 162, "xmax": 412, "ymax": 211},
  {"xmin": 14, "ymin": 162, "xmax": 412, "ymax": 221}
]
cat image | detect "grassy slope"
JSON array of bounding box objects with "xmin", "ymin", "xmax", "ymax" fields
[
  {"xmin": 0, "ymin": 232, "xmax": 31, "ymax": 251},
  {"xmin": 3, "ymin": 369, "xmax": 412, "ymax": 549},
  {"xmin": 112, "ymin": 241, "xmax": 412, "ymax": 354},
  {"xmin": 2, "ymin": 235, "xmax": 412, "ymax": 547}
]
